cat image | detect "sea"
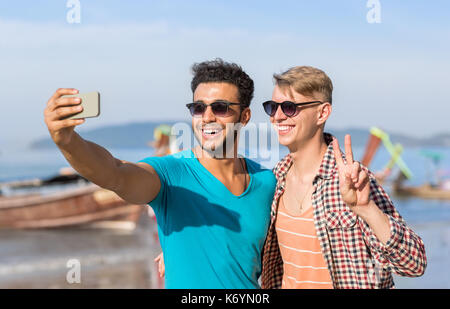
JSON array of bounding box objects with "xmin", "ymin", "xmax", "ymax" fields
[{"xmin": 1, "ymin": 144, "xmax": 450, "ymax": 288}]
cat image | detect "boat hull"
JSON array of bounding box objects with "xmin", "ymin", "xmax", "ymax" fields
[
  {"xmin": 0, "ymin": 184, "xmax": 144, "ymax": 229},
  {"xmin": 393, "ymin": 184, "xmax": 450, "ymax": 200}
]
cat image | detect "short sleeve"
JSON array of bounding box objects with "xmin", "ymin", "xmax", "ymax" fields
[{"xmin": 137, "ymin": 156, "xmax": 170, "ymax": 211}]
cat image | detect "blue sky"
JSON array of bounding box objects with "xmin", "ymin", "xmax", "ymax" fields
[{"xmin": 1, "ymin": 0, "xmax": 449, "ymax": 147}]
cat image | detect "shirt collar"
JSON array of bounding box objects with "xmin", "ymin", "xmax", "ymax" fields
[{"xmin": 274, "ymin": 133, "xmax": 337, "ymax": 184}]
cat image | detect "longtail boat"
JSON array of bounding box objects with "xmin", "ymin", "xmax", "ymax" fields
[
  {"xmin": 391, "ymin": 149, "xmax": 450, "ymax": 200},
  {"xmin": 393, "ymin": 183, "xmax": 450, "ymax": 200},
  {"xmin": 392, "ymin": 169, "xmax": 450, "ymax": 200},
  {"xmin": 0, "ymin": 182, "xmax": 144, "ymax": 230}
]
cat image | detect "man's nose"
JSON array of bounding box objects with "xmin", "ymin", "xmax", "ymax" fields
[
  {"xmin": 272, "ymin": 104, "xmax": 287, "ymax": 122},
  {"xmin": 202, "ymin": 105, "xmax": 216, "ymax": 122}
]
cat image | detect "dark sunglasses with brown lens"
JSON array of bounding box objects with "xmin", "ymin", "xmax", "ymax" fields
[
  {"xmin": 262, "ymin": 100, "xmax": 324, "ymax": 117},
  {"xmin": 186, "ymin": 101, "xmax": 246, "ymax": 117}
]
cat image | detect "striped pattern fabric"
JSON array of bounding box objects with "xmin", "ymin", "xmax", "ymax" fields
[
  {"xmin": 276, "ymin": 198, "xmax": 333, "ymax": 289},
  {"xmin": 261, "ymin": 133, "xmax": 427, "ymax": 289}
]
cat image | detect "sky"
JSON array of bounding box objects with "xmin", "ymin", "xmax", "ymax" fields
[{"xmin": 0, "ymin": 0, "xmax": 449, "ymax": 147}]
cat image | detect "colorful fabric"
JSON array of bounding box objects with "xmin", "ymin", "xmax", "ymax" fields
[{"xmin": 276, "ymin": 197, "xmax": 333, "ymax": 289}]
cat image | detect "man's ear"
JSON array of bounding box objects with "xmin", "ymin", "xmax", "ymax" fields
[
  {"xmin": 317, "ymin": 102, "xmax": 332, "ymax": 125},
  {"xmin": 240, "ymin": 107, "xmax": 251, "ymax": 126}
]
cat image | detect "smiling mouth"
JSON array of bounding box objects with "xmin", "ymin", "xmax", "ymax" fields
[
  {"xmin": 201, "ymin": 127, "xmax": 223, "ymax": 138},
  {"xmin": 274, "ymin": 124, "xmax": 295, "ymax": 135}
]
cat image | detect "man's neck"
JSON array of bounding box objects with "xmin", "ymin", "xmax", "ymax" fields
[
  {"xmin": 194, "ymin": 145, "xmax": 243, "ymax": 176},
  {"xmin": 288, "ymin": 131, "xmax": 328, "ymax": 182}
]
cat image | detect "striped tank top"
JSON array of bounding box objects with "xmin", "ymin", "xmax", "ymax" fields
[{"xmin": 275, "ymin": 195, "xmax": 333, "ymax": 289}]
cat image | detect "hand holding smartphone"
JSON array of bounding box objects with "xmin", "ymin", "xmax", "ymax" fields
[{"xmin": 62, "ymin": 91, "xmax": 101, "ymax": 120}]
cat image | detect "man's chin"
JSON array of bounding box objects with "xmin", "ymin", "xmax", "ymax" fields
[
  {"xmin": 199, "ymin": 140, "xmax": 235, "ymax": 158},
  {"xmin": 278, "ymin": 135, "xmax": 296, "ymax": 148},
  {"xmin": 195, "ymin": 134, "xmax": 221, "ymax": 151},
  {"xmin": 200, "ymin": 142, "xmax": 221, "ymax": 154},
  {"xmin": 194, "ymin": 132, "xmax": 236, "ymax": 158}
]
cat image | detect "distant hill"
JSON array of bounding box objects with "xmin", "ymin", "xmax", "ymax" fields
[
  {"xmin": 29, "ymin": 121, "xmax": 450, "ymax": 149},
  {"xmin": 30, "ymin": 121, "xmax": 188, "ymax": 149},
  {"xmin": 327, "ymin": 128, "xmax": 450, "ymax": 148}
]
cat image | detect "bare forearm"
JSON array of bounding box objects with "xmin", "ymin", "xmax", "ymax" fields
[
  {"xmin": 44, "ymin": 88, "xmax": 159, "ymax": 204},
  {"xmin": 356, "ymin": 200, "xmax": 391, "ymax": 245},
  {"xmin": 58, "ymin": 132, "xmax": 121, "ymax": 190}
]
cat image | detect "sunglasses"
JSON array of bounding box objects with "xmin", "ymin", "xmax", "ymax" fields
[
  {"xmin": 262, "ymin": 100, "xmax": 323, "ymax": 117},
  {"xmin": 186, "ymin": 101, "xmax": 245, "ymax": 117}
]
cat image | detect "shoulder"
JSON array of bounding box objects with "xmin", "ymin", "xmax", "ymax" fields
[
  {"xmin": 272, "ymin": 154, "xmax": 293, "ymax": 181},
  {"xmin": 138, "ymin": 150, "xmax": 194, "ymax": 173},
  {"xmin": 171, "ymin": 149, "xmax": 195, "ymax": 160},
  {"xmin": 245, "ymin": 157, "xmax": 270, "ymax": 173},
  {"xmin": 245, "ymin": 158, "xmax": 276, "ymax": 184}
]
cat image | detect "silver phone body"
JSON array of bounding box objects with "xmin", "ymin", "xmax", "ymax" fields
[{"xmin": 62, "ymin": 91, "xmax": 100, "ymax": 120}]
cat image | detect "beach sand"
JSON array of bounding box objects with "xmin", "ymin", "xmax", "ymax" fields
[
  {"xmin": 0, "ymin": 215, "xmax": 448, "ymax": 289},
  {"xmin": 0, "ymin": 215, "xmax": 163, "ymax": 289}
]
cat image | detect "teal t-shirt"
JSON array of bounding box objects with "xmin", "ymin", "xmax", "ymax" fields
[{"xmin": 138, "ymin": 150, "xmax": 276, "ymax": 289}]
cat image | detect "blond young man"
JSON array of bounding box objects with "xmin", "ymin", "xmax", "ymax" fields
[{"xmin": 260, "ymin": 66, "xmax": 426, "ymax": 289}]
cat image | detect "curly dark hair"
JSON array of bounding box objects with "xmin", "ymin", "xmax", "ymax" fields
[{"xmin": 191, "ymin": 58, "xmax": 254, "ymax": 108}]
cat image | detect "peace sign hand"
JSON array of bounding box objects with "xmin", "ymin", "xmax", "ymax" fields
[{"xmin": 332, "ymin": 135, "xmax": 371, "ymax": 209}]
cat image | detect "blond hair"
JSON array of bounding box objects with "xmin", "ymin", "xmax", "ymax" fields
[{"xmin": 273, "ymin": 66, "xmax": 333, "ymax": 104}]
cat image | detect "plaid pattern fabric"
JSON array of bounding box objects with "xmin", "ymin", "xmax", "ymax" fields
[{"xmin": 261, "ymin": 133, "xmax": 427, "ymax": 289}]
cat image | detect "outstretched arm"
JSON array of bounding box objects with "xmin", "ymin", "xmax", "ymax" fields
[{"xmin": 44, "ymin": 88, "xmax": 161, "ymax": 205}]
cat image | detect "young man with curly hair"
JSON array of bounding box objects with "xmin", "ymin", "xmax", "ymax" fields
[{"xmin": 43, "ymin": 59, "xmax": 276, "ymax": 289}]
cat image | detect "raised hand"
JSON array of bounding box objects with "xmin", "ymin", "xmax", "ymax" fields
[
  {"xmin": 332, "ymin": 135, "xmax": 371, "ymax": 208},
  {"xmin": 44, "ymin": 88, "xmax": 85, "ymax": 147}
]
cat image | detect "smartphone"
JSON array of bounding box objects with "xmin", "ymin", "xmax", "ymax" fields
[{"xmin": 62, "ymin": 91, "xmax": 101, "ymax": 120}]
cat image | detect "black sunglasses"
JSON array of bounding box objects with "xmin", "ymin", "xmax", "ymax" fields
[
  {"xmin": 186, "ymin": 101, "xmax": 245, "ymax": 117},
  {"xmin": 262, "ymin": 100, "xmax": 323, "ymax": 117}
]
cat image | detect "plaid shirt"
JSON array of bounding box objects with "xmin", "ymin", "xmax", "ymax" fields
[{"xmin": 261, "ymin": 133, "xmax": 427, "ymax": 289}]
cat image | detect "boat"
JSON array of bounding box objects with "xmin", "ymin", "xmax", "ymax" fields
[
  {"xmin": 392, "ymin": 173, "xmax": 450, "ymax": 200},
  {"xmin": 0, "ymin": 180, "xmax": 144, "ymax": 230},
  {"xmin": 147, "ymin": 124, "xmax": 180, "ymax": 157},
  {"xmin": 391, "ymin": 151, "xmax": 450, "ymax": 200},
  {"xmin": 393, "ymin": 183, "xmax": 450, "ymax": 200},
  {"xmin": 361, "ymin": 127, "xmax": 413, "ymax": 184}
]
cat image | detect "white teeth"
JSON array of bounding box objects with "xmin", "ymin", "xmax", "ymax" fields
[
  {"xmin": 203, "ymin": 129, "xmax": 221, "ymax": 135},
  {"xmin": 275, "ymin": 125, "xmax": 294, "ymax": 131}
]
